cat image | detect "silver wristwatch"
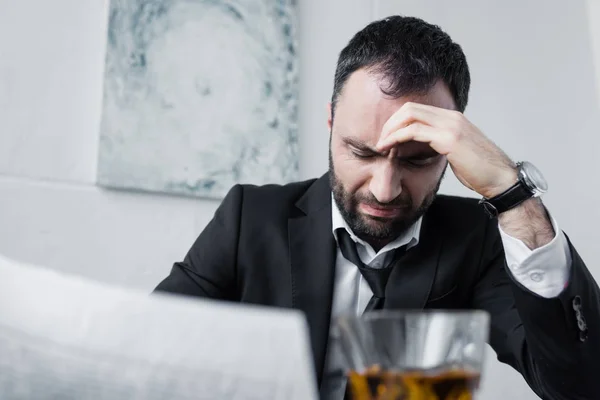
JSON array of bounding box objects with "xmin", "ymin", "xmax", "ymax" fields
[{"xmin": 479, "ymin": 161, "xmax": 548, "ymax": 217}]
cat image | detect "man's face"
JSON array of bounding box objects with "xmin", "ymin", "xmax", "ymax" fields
[{"xmin": 328, "ymin": 69, "xmax": 457, "ymax": 246}]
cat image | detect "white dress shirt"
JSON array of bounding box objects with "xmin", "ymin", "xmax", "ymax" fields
[{"xmin": 320, "ymin": 195, "xmax": 572, "ymax": 399}]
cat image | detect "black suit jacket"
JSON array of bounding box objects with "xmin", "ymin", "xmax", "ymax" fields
[{"xmin": 155, "ymin": 174, "xmax": 600, "ymax": 399}]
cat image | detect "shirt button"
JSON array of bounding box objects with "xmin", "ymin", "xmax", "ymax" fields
[
  {"xmin": 510, "ymin": 263, "xmax": 519, "ymax": 270},
  {"xmin": 529, "ymin": 271, "xmax": 544, "ymax": 282}
]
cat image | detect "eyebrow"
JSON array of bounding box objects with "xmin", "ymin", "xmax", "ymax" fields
[
  {"xmin": 342, "ymin": 137, "xmax": 379, "ymax": 154},
  {"xmin": 343, "ymin": 136, "xmax": 439, "ymax": 159}
]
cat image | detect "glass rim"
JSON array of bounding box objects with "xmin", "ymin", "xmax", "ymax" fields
[{"xmin": 337, "ymin": 309, "xmax": 490, "ymax": 322}]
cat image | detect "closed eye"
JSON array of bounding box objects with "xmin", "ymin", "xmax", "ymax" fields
[
  {"xmin": 402, "ymin": 155, "xmax": 440, "ymax": 167},
  {"xmin": 352, "ymin": 151, "xmax": 377, "ymax": 159},
  {"xmin": 407, "ymin": 159, "xmax": 433, "ymax": 166},
  {"xmin": 344, "ymin": 138, "xmax": 380, "ymax": 160}
]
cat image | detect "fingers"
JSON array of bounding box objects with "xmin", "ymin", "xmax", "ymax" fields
[
  {"xmin": 377, "ymin": 121, "xmax": 461, "ymax": 156},
  {"xmin": 380, "ymin": 102, "xmax": 460, "ymax": 141},
  {"xmin": 376, "ymin": 122, "xmax": 437, "ymax": 151}
]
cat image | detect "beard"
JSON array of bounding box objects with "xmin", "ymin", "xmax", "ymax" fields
[{"xmin": 329, "ymin": 152, "xmax": 445, "ymax": 245}]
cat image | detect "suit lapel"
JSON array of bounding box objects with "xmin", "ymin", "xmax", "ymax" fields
[
  {"xmin": 384, "ymin": 206, "xmax": 444, "ymax": 310},
  {"xmin": 289, "ymin": 174, "xmax": 336, "ymax": 387}
]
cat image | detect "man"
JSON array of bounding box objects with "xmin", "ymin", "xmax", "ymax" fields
[{"xmin": 155, "ymin": 16, "xmax": 599, "ymax": 399}]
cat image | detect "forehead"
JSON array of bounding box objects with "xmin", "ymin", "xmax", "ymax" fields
[{"xmin": 333, "ymin": 68, "xmax": 457, "ymax": 142}]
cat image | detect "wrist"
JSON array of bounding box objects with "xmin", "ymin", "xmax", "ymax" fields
[
  {"xmin": 498, "ymin": 198, "xmax": 555, "ymax": 249},
  {"xmin": 480, "ymin": 166, "xmax": 518, "ymax": 199},
  {"xmin": 479, "ymin": 161, "xmax": 548, "ymax": 219}
]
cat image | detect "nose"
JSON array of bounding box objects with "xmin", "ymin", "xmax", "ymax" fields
[{"xmin": 368, "ymin": 161, "xmax": 403, "ymax": 204}]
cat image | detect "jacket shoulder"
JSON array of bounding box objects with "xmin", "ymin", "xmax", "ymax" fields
[
  {"xmin": 240, "ymin": 177, "xmax": 317, "ymax": 200},
  {"xmin": 233, "ymin": 177, "xmax": 319, "ymax": 218}
]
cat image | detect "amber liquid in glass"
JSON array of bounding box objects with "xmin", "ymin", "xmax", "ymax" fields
[{"xmin": 346, "ymin": 366, "xmax": 480, "ymax": 400}]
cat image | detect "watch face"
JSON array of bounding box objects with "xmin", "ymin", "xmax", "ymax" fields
[{"xmin": 520, "ymin": 161, "xmax": 548, "ymax": 195}]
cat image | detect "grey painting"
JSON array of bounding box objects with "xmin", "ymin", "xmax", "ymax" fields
[{"xmin": 97, "ymin": 0, "xmax": 298, "ymax": 199}]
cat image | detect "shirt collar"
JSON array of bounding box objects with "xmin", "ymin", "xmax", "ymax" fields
[{"xmin": 331, "ymin": 194, "xmax": 422, "ymax": 255}]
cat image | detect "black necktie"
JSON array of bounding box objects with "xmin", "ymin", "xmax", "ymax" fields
[{"xmin": 336, "ymin": 229, "xmax": 407, "ymax": 311}]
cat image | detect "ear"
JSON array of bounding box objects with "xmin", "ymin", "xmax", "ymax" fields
[{"xmin": 326, "ymin": 102, "xmax": 333, "ymax": 132}]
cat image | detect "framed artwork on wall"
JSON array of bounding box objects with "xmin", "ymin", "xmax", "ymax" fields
[{"xmin": 97, "ymin": 0, "xmax": 299, "ymax": 199}]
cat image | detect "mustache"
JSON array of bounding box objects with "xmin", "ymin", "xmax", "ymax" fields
[{"xmin": 353, "ymin": 192, "xmax": 412, "ymax": 208}]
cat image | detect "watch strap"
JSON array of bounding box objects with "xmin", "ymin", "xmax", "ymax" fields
[{"xmin": 480, "ymin": 180, "xmax": 534, "ymax": 217}]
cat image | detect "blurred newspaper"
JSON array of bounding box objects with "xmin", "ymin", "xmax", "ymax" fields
[{"xmin": 0, "ymin": 254, "xmax": 318, "ymax": 400}]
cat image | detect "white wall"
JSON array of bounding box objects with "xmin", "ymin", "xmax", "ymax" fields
[{"xmin": 0, "ymin": 1, "xmax": 598, "ymax": 399}]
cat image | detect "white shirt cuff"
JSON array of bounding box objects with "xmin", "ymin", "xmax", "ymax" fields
[{"xmin": 498, "ymin": 214, "xmax": 572, "ymax": 298}]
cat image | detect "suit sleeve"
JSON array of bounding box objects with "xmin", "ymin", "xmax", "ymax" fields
[
  {"xmin": 471, "ymin": 219, "xmax": 600, "ymax": 400},
  {"xmin": 153, "ymin": 184, "xmax": 243, "ymax": 300}
]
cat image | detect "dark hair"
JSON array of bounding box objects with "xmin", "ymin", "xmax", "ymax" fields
[{"xmin": 331, "ymin": 15, "xmax": 470, "ymax": 119}]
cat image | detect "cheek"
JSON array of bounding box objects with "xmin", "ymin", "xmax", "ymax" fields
[
  {"xmin": 335, "ymin": 161, "xmax": 370, "ymax": 193},
  {"xmin": 332, "ymin": 151, "xmax": 371, "ymax": 189},
  {"xmin": 403, "ymin": 166, "xmax": 445, "ymax": 200}
]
